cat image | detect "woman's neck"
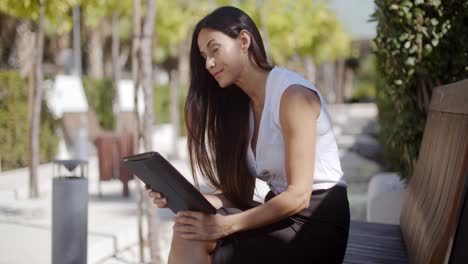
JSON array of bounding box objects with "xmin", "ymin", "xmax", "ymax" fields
[{"xmin": 234, "ymin": 62, "xmax": 270, "ymax": 108}]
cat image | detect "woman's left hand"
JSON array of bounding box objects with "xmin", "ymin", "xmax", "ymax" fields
[{"xmin": 172, "ymin": 211, "xmax": 235, "ymax": 240}]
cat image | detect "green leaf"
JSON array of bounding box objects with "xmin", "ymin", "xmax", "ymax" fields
[
  {"xmin": 404, "ymin": 41, "xmax": 411, "ymax": 49},
  {"xmin": 405, "ymin": 57, "xmax": 416, "ymax": 67},
  {"xmin": 423, "ymin": 44, "xmax": 433, "ymax": 55}
]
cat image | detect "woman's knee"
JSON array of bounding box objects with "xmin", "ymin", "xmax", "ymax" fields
[{"xmin": 171, "ymin": 231, "xmax": 217, "ymax": 254}]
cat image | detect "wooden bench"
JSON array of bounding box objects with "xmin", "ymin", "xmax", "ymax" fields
[{"xmin": 343, "ymin": 79, "xmax": 468, "ymax": 264}]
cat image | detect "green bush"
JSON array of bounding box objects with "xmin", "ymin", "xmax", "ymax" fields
[
  {"xmin": 0, "ymin": 70, "xmax": 59, "ymax": 171},
  {"xmin": 82, "ymin": 76, "xmax": 116, "ymax": 130},
  {"xmin": 372, "ymin": 0, "xmax": 468, "ymax": 179},
  {"xmin": 351, "ymin": 80, "xmax": 376, "ymax": 102},
  {"xmin": 154, "ymin": 83, "xmax": 171, "ymax": 124},
  {"xmin": 154, "ymin": 83, "xmax": 187, "ymax": 137},
  {"xmin": 82, "ymin": 78, "xmax": 187, "ymax": 137},
  {"xmin": 351, "ymin": 54, "xmax": 378, "ymax": 102}
]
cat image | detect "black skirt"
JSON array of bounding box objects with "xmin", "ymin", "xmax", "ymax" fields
[{"xmin": 211, "ymin": 185, "xmax": 350, "ymax": 264}]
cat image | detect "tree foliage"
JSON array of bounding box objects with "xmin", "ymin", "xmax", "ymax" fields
[
  {"xmin": 242, "ymin": 0, "xmax": 350, "ymax": 64},
  {"xmin": 82, "ymin": 0, "xmax": 133, "ymax": 38},
  {"xmin": 0, "ymin": 0, "xmax": 75, "ymax": 34}
]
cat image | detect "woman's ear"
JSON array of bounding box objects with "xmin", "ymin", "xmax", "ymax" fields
[{"xmin": 238, "ymin": 29, "xmax": 251, "ymax": 53}]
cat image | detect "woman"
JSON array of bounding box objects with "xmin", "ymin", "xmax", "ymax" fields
[{"xmin": 147, "ymin": 6, "xmax": 350, "ymax": 264}]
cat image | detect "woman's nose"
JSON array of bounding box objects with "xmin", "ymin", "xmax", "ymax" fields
[{"xmin": 205, "ymin": 57, "xmax": 215, "ymax": 70}]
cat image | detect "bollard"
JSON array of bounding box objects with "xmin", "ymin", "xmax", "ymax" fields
[{"xmin": 52, "ymin": 159, "xmax": 88, "ymax": 264}]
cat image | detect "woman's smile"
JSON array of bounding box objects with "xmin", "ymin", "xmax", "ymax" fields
[{"xmin": 213, "ymin": 69, "xmax": 223, "ymax": 79}]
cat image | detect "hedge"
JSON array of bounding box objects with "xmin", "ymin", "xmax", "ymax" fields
[{"xmin": 0, "ymin": 70, "xmax": 59, "ymax": 171}]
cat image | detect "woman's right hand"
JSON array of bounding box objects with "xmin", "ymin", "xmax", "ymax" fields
[{"xmin": 145, "ymin": 184, "xmax": 168, "ymax": 208}]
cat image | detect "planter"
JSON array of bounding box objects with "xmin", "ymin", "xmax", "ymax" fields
[{"xmin": 366, "ymin": 172, "xmax": 406, "ymax": 224}]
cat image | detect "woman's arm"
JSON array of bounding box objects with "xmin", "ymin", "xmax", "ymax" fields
[
  {"xmin": 204, "ymin": 177, "xmax": 257, "ymax": 209},
  {"xmin": 203, "ymin": 193, "xmax": 242, "ymax": 209},
  {"xmin": 173, "ymin": 84, "xmax": 321, "ymax": 240},
  {"xmin": 229, "ymin": 84, "xmax": 320, "ymax": 232}
]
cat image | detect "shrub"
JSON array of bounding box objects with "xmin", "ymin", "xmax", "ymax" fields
[
  {"xmin": 82, "ymin": 78, "xmax": 187, "ymax": 137},
  {"xmin": 154, "ymin": 83, "xmax": 187, "ymax": 136},
  {"xmin": 82, "ymin": 76, "xmax": 116, "ymax": 130},
  {"xmin": 0, "ymin": 70, "xmax": 59, "ymax": 170}
]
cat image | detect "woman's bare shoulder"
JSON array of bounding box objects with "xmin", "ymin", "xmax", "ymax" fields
[{"xmin": 279, "ymin": 84, "xmax": 321, "ymax": 123}]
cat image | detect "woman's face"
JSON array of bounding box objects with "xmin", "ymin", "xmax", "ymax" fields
[{"xmin": 197, "ymin": 28, "xmax": 248, "ymax": 88}]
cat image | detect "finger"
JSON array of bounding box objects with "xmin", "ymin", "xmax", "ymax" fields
[
  {"xmin": 180, "ymin": 233, "xmax": 209, "ymax": 241},
  {"xmin": 149, "ymin": 192, "xmax": 163, "ymax": 199},
  {"xmin": 147, "ymin": 189, "xmax": 155, "ymax": 198},
  {"xmin": 155, "ymin": 202, "xmax": 167, "ymax": 208},
  {"xmin": 153, "ymin": 198, "xmax": 167, "ymax": 207},
  {"xmin": 152, "ymin": 197, "xmax": 164, "ymax": 203},
  {"xmin": 177, "ymin": 211, "xmax": 203, "ymax": 220},
  {"xmin": 173, "ymin": 224, "xmax": 197, "ymax": 234},
  {"xmin": 173, "ymin": 216, "xmax": 198, "ymax": 226}
]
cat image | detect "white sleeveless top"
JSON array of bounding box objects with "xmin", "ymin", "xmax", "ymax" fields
[{"xmin": 247, "ymin": 66, "xmax": 346, "ymax": 194}]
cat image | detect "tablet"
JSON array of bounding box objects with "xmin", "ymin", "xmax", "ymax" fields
[{"xmin": 122, "ymin": 151, "xmax": 217, "ymax": 215}]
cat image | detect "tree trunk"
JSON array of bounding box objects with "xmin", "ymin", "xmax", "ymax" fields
[
  {"xmin": 88, "ymin": 25, "xmax": 104, "ymax": 78},
  {"xmin": 304, "ymin": 56, "xmax": 316, "ymax": 85},
  {"xmin": 169, "ymin": 39, "xmax": 189, "ymax": 159},
  {"xmin": 51, "ymin": 33, "xmax": 70, "ymax": 75},
  {"xmin": 141, "ymin": 0, "xmax": 160, "ymax": 263},
  {"xmin": 169, "ymin": 68, "xmax": 180, "ymax": 159},
  {"xmin": 72, "ymin": 5, "xmax": 82, "ymax": 77},
  {"xmin": 335, "ymin": 58, "xmax": 345, "ymax": 104},
  {"xmin": 343, "ymin": 67, "xmax": 354, "ymax": 101},
  {"xmin": 131, "ymin": 0, "xmax": 145, "ymax": 261},
  {"xmin": 322, "ymin": 61, "xmax": 336, "ymax": 104},
  {"xmin": 112, "ymin": 10, "xmax": 122, "ymax": 132},
  {"xmin": 141, "ymin": 1, "xmax": 155, "ymax": 157},
  {"xmin": 29, "ymin": 0, "xmax": 45, "ymax": 199},
  {"xmin": 12, "ymin": 20, "xmax": 35, "ymax": 77},
  {"xmin": 20, "ymin": 21, "xmax": 36, "ymax": 137},
  {"xmin": 179, "ymin": 40, "xmax": 190, "ymax": 92}
]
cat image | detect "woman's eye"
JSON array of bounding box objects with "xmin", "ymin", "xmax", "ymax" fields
[{"xmin": 213, "ymin": 48, "xmax": 219, "ymax": 54}]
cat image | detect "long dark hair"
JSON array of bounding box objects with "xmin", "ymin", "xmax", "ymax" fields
[{"xmin": 185, "ymin": 6, "xmax": 273, "ymax": 207}]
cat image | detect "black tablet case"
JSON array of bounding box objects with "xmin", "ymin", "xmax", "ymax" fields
[{"xmin": 122, "ymin": 151, "xmax": 216, "ymax": 214}]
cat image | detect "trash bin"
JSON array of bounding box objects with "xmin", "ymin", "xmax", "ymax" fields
[
  {"xmin": 95, "ymin": 132, "xmax": 134, "ymax": 197},
  {"xmin": 51, "ymin": 159, "xmax": 88, "ymax": 264}
]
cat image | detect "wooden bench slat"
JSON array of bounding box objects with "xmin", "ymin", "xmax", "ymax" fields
[
  {"xmin": 347, "ymin": 239, "xmax": 405, "ymax": 251},
  {"xmin": 345, "ymin": 246, "xmax": 408, "ymax": 259},
  {"xmin": 344, "ymin": 221, "xmax": 409, "ymax": 263},
  {"xmin": 344, "ymin": 252, "xmax": 408, "ymax": 264}
]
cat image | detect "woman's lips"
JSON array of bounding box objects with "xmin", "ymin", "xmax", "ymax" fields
[{"xmin": 213, "ymin": 70, "xmax": 223, "ymax": 79}]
